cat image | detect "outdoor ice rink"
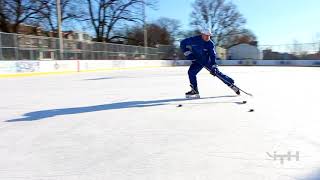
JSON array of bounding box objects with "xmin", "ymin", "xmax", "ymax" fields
[{"xmin": 0, "ymin": 66, "xmax": 319, "ymax": 180}]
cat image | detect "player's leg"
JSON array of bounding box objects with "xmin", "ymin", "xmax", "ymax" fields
[{"xmin": 186, "ymin": 62, "xmax": 203, "ymax": 98}]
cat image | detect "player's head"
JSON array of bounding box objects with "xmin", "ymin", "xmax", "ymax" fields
[{"xmin": 200, "ymin": 28, "xmax": 212, "ymax": 42}]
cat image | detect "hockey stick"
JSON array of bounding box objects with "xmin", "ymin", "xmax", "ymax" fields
[{"xmin": 203, "ymin": 66, "xmax": 253, "ymax": 97}]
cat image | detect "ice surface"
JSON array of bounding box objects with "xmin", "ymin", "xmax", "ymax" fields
[{"xmin": 0, "ymin": 66, "xmax": 319, "ymax": 180}]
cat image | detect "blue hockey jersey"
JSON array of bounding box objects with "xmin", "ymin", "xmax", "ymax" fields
[{"xmin": 180, "ymin": 35, "xmax": 217, "ymax": 66}]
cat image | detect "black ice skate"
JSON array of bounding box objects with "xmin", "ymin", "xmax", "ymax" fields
[{"xmin": 185, "ymin": 85, "xmax": 200, "ymax": 99}]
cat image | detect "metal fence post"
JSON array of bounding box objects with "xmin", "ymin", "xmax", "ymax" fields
[
  {"xmin": 0, "ymin": 33, "xmax": 3, "ymax": 60},
  {"xmin": 31, "ymin": 48, "xmax": 35, "ymax": 60},
  {"xmin": 13, "ymin": 34, "xmax": 19, "ymax": 60},
  {"xmin": 57, "ymin": 0, "xmax": 64, "ymax": 60}
]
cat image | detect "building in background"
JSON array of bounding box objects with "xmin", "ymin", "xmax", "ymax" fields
[
  {"xmin": 216, "ymin": 46, "xmax": 227, "ymax": 60},
  {"xmin": 0, "ymin": 23, "xmax": 44, "ymax": 36},
  {"xmin": 227, "ymin": 43, "xmax": 261, "ymax": 60},
  {"xmin": 262, "ymin": 49, "xmax": 298, "ymax": 60},
  {"xmin": 63, "ymin": 31, "xmax": 92, "ymax": 42}
]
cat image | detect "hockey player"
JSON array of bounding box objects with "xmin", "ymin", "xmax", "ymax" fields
[{"xmin": 180, "ymin": 28, "xmax": 240, "ymax": 98}]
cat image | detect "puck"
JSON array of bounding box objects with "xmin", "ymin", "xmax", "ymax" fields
[
  {"xmin": 248, "ymin": 109, "xmax": 254, "ymax": 112},
  {"xmin": 177, "ymin": 104, "xmax": 183, "ymax": 107},
  {"xmin": 236, "ymin": 101, "xmax": 247, "ymax": 105}
]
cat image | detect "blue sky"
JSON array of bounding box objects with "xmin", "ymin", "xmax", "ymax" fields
[{"xmin": 147, "ymin": 0, "xmax": 320, "ymax": 45}]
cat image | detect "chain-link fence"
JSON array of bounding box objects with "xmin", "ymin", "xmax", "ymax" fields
[
  {"xmin": 0, "ymin": 32, "xmax": 176, "ymax": 60},
  {"xmin": 2, "ymin": 32, "xmax": 319, "ymax": 61}
]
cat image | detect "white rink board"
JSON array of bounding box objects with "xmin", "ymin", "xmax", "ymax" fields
[
  {"xmin": 0, "ymin": 60, "xmax": 176, "ymax": 74},
  {"xmin": 1, "ymin": 60, "xmax": 319, "ymax": 75},
  {"xmin": 217, "ymin": 60, "xmax": 320, "ymax": 66}
]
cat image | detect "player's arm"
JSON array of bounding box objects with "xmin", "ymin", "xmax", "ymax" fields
[
  {"xmin": 208, "ymin": 42, "xmax": 217, "ymax": 66},
  {"xmin": 180, "ymin": 37, "xmax": 195, "ymax": 60},
  {"xmin": 208, "ymin": 42, "xmax": 218, "ymax": 76}
]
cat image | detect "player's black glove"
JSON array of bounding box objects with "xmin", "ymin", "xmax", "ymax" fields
[{"xmin": 210, "ymin": 64, "xmax": 218, "ymax": 76}]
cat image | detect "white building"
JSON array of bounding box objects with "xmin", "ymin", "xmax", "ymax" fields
[
  {"xmin": 216, "ymin": 46, "xmax": 227, "ymax": 60},
  {"xmin": 227, "ymin": 43, "xmax": 261, "ymax": 60},
  {"xmin": 64, "ymin": 31, "xmax": 92, "ymax": 42}
]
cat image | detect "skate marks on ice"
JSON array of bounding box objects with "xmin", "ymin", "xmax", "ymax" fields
[
  {"xmin": 180, "ymin": 94, "xmax": 256, "ymax": 113},
  {"xmin": 84, "ymin": 76, "xmax": 135, "ymax": 81},
  {"xmin": 6, "ymin": 95, "xmax": 250, "ymax": 122},
  {"xmin": 177, "ymin": 95, "xmax": 250, "ymax": 107}
]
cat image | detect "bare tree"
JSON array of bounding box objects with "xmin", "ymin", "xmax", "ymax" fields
[
  {"xmin": 85, "ymin": 0, "xmax": 157, "ymax": 42},
  {"xmin": 155, "ymin": 17, "xmax": 182, "ymax": 43},
  {"xmin": 312, "ymin": 32, "xmax": 320, "ymax": 53},
  {"xmin": 36, "ymin": 0, "xmax": 85, "ymax": 34},
  {"xmin": 190, "ymin": 0, "xmax": 246, "ymax": 46},
  {"xmin": 292, "ymin": 40, "xmax": 303, "ymax": 55},
  {"xmin": 222, "ymin": 29, "xmax": 257, "ymax": 48},
  {"xmin": 0, "ymin": 0, "xmax": 47, "ymax": 33},
  {"xmin": 126, "ymin": 23, "xmax": 171, "ymax": 47}
]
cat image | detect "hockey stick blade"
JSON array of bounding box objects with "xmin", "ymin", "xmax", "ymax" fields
[{"xmin": 237, "ymin": 86, "xmax": 253, "ymax": 97}]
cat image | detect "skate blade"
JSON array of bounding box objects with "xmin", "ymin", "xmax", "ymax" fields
[{"xmin": 186, "ymin": 94, "xmax": 200, "ymax": 99}]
